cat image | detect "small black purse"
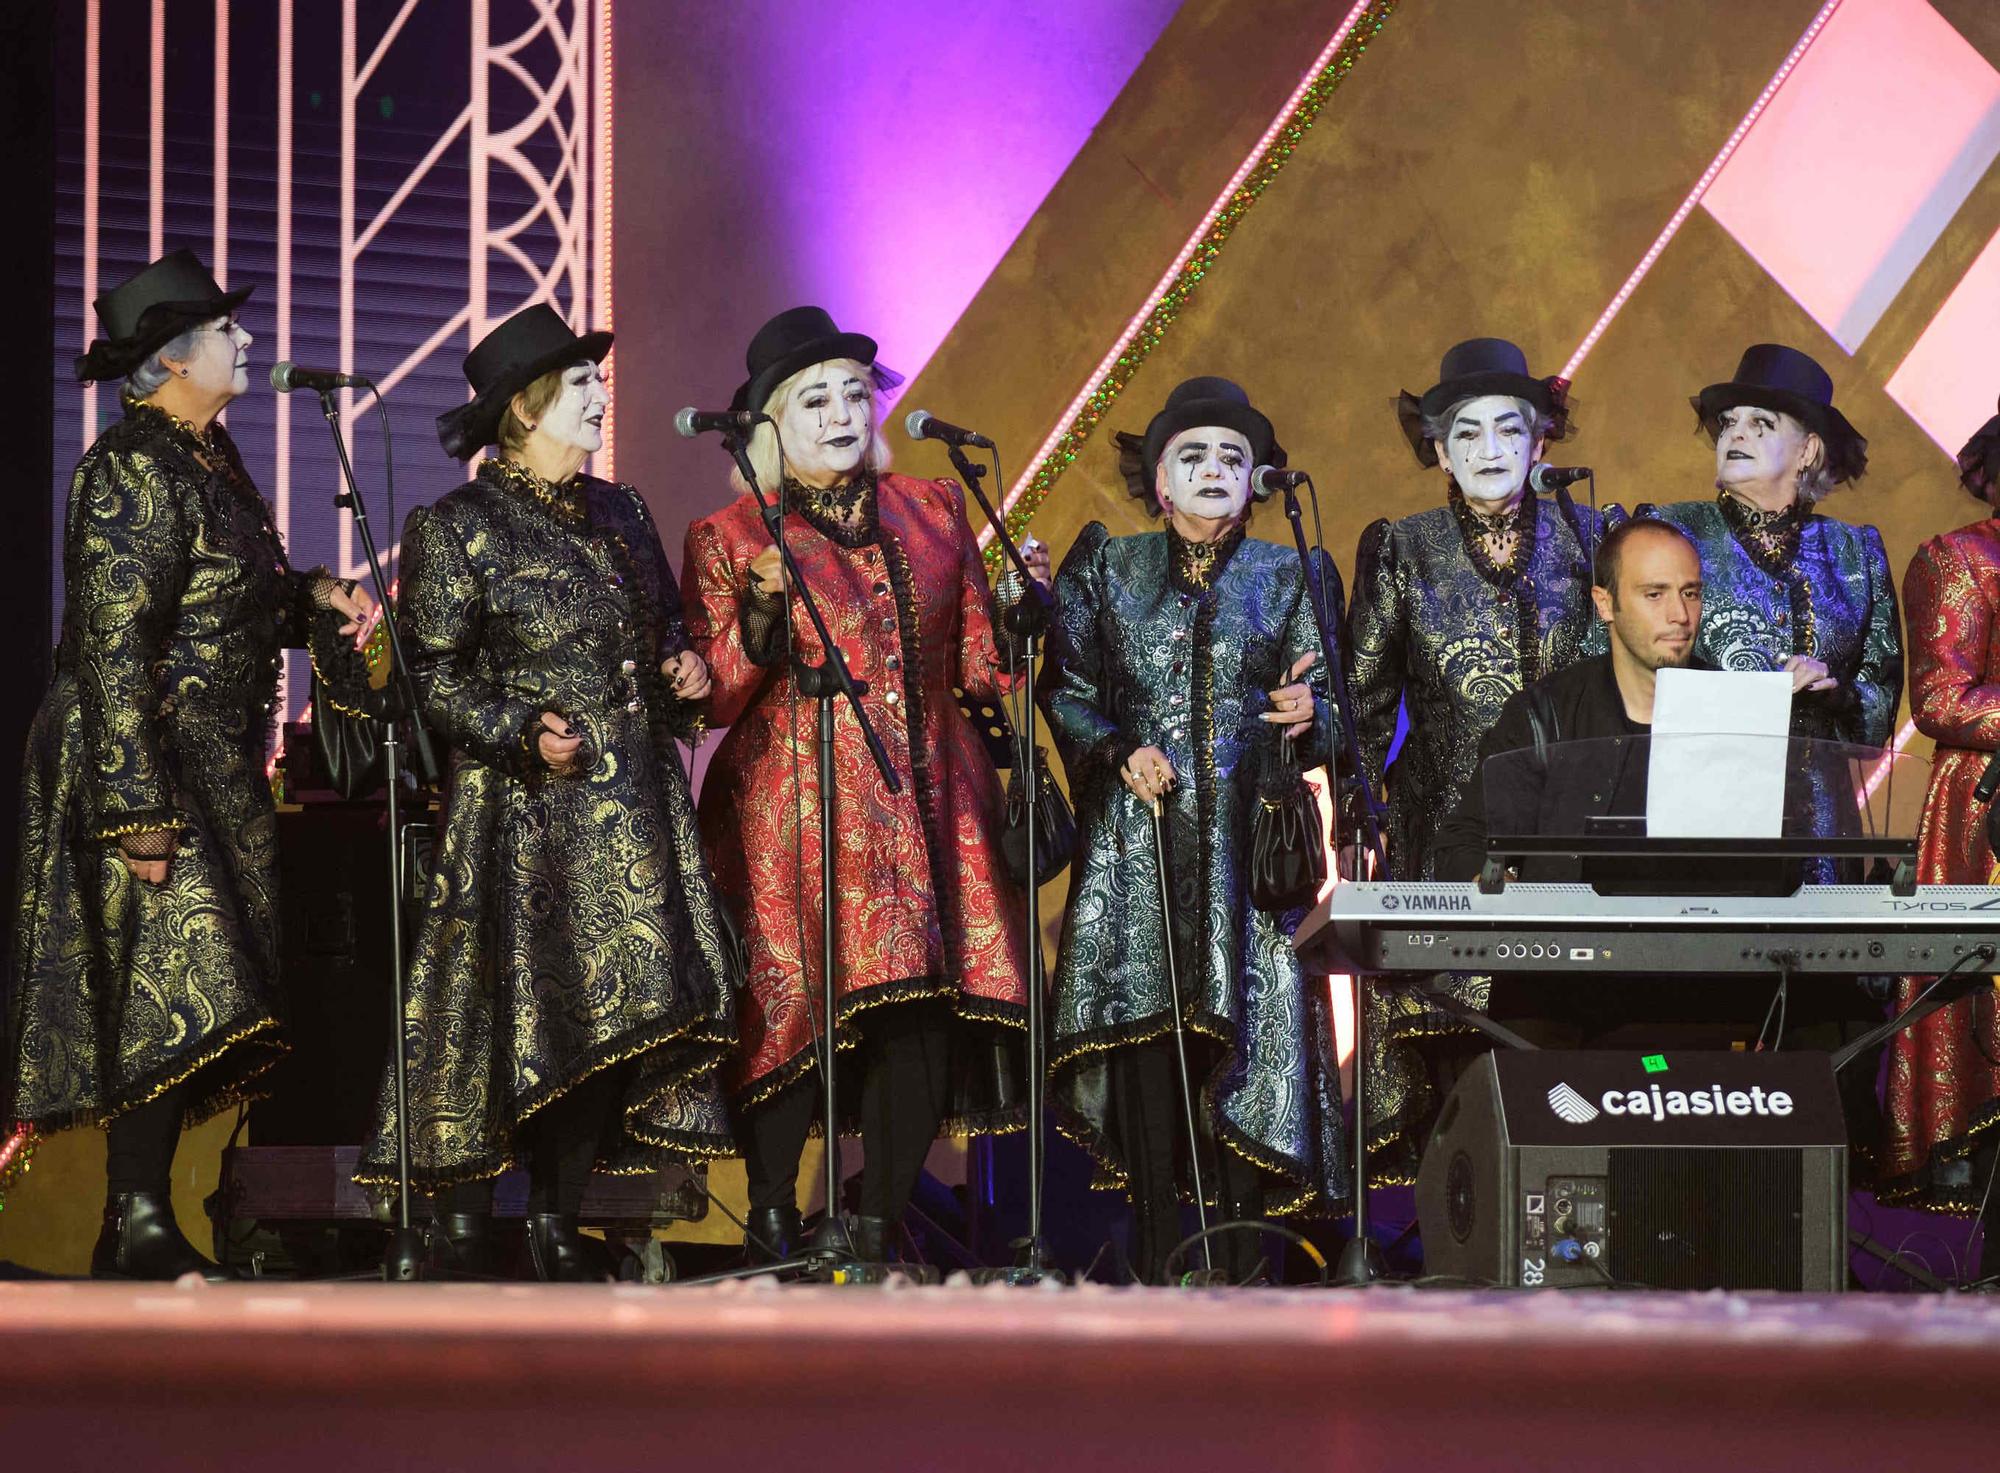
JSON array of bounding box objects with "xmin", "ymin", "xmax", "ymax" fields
[
  {"xmin": 1000, "ymin": 748, "xmax": 1077, "ymax": 889},
  {"xmin": 311, "ymin": 670, "xmax": 387, "ymax": 799},
  {"xmin": 1248, "ymin": 731, "xmax": 1325, "ymax": 913}
]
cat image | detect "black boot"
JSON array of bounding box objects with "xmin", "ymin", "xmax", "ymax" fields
[
  {"xmin": 850, "ymin": 1213, "xmax": 894, "ymax": 1265},
  {"xmin": 428, "ymin": 1211, "xmax": 510, "ymax": 1279},
  {"xmin": 744, "ymin": 1205, "xmax": 802, "ymax": 1265},
  {"xmin": 523, "ymin": 1212, "xmax": 614, "ymax": 1283},
  {"xmin": 90, "ymin": 1192, "xmax": 234, "ymax": 1282}
]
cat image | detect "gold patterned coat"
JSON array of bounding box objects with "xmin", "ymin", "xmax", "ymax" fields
[
  {"xmin": 355, "ymin": 462, "xmax": 737, "ymax": 1189},
  {"xmin": 9, "ymin": 400, "xmax": 362, "ymax": 1131}
]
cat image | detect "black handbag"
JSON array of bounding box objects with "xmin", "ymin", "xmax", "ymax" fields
[
  {"xmin": 1000, "ymin": 747, "xmax": 1076, "ymax": 888},
  {"xmin": 310, "ymin": 672, "xmax": 387, "ymax": 799},
  {"xmin": 1248, "ymin": 731, "xmax": 1326, "ymax": 913}
]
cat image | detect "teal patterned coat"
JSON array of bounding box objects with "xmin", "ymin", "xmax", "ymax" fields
[{"xmin": 1042, "ymin": 521, "xmax": 1348, "ymax": 1216}]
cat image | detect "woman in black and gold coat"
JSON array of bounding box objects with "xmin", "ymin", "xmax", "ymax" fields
[
  {"xmin": 1347, "ymin": 339, "xmax": 1612, "ymax": 1183},
  {"xmin": 9, "ymin": 251, "xmax": 374, "ymax": 1279},
  {"xmin": 355, "ymin": 306, "xmax": 738, "ymax": 1281}
]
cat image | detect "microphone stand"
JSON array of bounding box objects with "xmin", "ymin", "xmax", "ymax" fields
[
  {"xmin": 943, "ymin": 442, "xmax": 1060, "ymax": 1283},
  {"xmin": 314, "ymin": 387, "xmax": 439, "ymax": 1283},
  {"xmin": 1276, "ymin": 478, "xmax": 1387, "ymax": 1286},
  {"xmin": 722, "ymin": 433, "xmax": 901, "ymax": 1272}
]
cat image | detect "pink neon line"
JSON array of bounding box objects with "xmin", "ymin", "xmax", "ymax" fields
[
  {"xmin": 1861, "ymin": 716, "xmax": 1919, "ymax": 804},
  {"xmin": 995, "ymin": 0, "xmax": 1377, "ymax": 528},
  {"xmin": 470, "ymin": 1, "xmax": 489, "ymax": 350},
  {"xmin": 276, "ymin": 1, "xmax": 293, "ymax": 545},
  {"xmin": 149, "ymin": 0, "xmax": 165, "ymax": 260},
  {"xmin": 339, "ymin": 0, "xmax": 357, "ymax": 574},
  {"xmin": 82, "ymin": 0, "xmax": 100, "ymax": 450},
  {"xmin": 213, "ymin": 0, "xmax": 227, "ymax": 288},
  {"xmin": 1559, "ymin": 0, "xmax": 1844, "ymax": 380},
  {"xmin": 276, "ymin": 0, "xmax": 294, "ymax": 720},
  {"xmin": 597, "ymin": 0, "xmax": 615, "ymax": 479}
]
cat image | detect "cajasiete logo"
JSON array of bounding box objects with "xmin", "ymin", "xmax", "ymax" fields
[
  {"xmin": 1546, "ymin": 1082, "xmax": 1599, "ymax": 1124},
  {"xmin": 1545, "ymin": 1078, "xmax": 1796, "ymax": 1124}
]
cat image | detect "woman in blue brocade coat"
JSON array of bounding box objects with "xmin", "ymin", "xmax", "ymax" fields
[
  {"xmin": 1654, "ymin": 344, "xmax": 1902, "ymax": 752},
  {"xmin": 1043, "ymin": 378, "xmax": 1348, "ymax": 1283}
]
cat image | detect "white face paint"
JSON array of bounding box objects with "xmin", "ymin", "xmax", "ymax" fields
[
  {"xmin": 535, "ymin": 360, "xmax": 608, "ymax": 455},
  {"xmin": 776, "ymin": 358, "xmax": 873, "ymax": 488},
  {"xmin": 1437, "ymin": 394, "xmax": 1539, "ymax": 507},
  {"xmin": 174, "ymin": 314, "xmax": 253, "ymax": 402},
  {"xmin": 1713, "ymin": 403, "xmax": 1817, "ymax": 500},
  {"xmin": 1154, "ymin": 425, "xmax": 1253, "ymax": 527}
]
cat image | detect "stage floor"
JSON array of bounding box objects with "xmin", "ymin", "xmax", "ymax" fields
[{"xmin": 2, "ymin": 1280, "xmax": 1995, "ymax": 1470}]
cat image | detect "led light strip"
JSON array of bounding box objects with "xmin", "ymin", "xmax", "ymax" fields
[
  {"xmin": 596, "ymin": 0, "xmax": 614, "ymax": 479},
  {"xmin": 989, "ymin": 0, "xmax": 1387, "ymax": 542},
  {"xmin": 1559, "ymin": 0, "xmax": 1844, "ymax": 380}
]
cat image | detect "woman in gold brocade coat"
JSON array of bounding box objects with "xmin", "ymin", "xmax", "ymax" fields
[
  {"xmin": 8, "ymin": 252, "xmax": 374, "ymax": 1280},
  {"xmin": 355, "ymin": 306, "xmax": 737, "ymax": 1281}
]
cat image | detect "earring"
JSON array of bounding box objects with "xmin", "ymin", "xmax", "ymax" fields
[
  {"xmin": 176, "ymin": 367, "xmax": 189, "ymax": 378},
  {"xmin": 525, "ymin": 422, "xmax": 538, "ymax": 431}
]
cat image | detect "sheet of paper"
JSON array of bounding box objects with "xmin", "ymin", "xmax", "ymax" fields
[{"xmin": 1646, "ymin": 668, "xmax": 1793, "ymax": 837}]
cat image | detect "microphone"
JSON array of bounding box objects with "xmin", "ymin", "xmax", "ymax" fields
[
  {"xmin": 674, "ymin": 407, "xmax": 769, "ymax": 439},
  {"xmin": 1528, "ymin": 463, "xmax": 1593, "ymax": 493},
  {"xmin": 1976, "ymin": 749, "xmax": 2000, "ymax": 804},
  {"xmin": 1251, "ymin": 465, "xmax": 1309, "ymax": 501},
  {"xmin": 904, "ymin": 410, "xmax": 994, "ymax": 449},
  {"xmin": 270, "ymin": 362, "xmax": 372, "ymax": 393}
]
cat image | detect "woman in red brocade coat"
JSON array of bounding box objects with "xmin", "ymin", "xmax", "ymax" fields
[
  {"xmin": 1883, "ymin": 405, "xmax": 2000, "ymax": 1212},
  {"xmin": 682, "ymin": 308, "xmax": 1042, "ymax": 1264}
]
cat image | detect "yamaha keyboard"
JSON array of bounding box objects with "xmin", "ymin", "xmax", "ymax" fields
[{"xmin": 1294, "ymin": 882, "xmax": 2000, "ymax": 976}]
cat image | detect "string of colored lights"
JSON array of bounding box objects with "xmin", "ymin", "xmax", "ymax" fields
[{"xmin": 981, "ymin": 0, "xmax": 1398, "ymax": 568}]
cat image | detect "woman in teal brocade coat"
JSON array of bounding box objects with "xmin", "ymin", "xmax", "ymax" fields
[{"xmin": 1043, "ymin": 378, "xmax": 1348, "ymax": 1284}]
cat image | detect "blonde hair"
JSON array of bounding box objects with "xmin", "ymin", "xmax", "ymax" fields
[
  {"xmin": 729, "ymin": 357, "xmax": 892, "ymax": 496},
  {"xmin": 497, "ymin": 365, "xmax": 570, "ymax": 455}
]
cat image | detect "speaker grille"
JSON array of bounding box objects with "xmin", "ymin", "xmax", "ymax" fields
[{"xmin": 1607, "ymin": 1148, "xmax": 1804, "ymax": 1290}]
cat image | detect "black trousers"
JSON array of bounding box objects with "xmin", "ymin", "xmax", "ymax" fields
[
  {"xmin": 737, "ymin": 998, "xmax": 952, "ymax": 1225},
  {"xmin": 104, "ymin": 1086, "xmax": 185, "ymax": 1198},
  {"xmin": 435, "ymin": 1067, "xmax": 624, "ymax": 1218},
  {"xmin": 1110, "ymin": 1039, "xmax": 1266, "ymax": 1284}
]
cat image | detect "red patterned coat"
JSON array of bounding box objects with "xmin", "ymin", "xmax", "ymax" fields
[
  {"xmin": 1884, "ymin": 517, "xmax": 2000, "ymax": 1208},
  {"xmin": 682, "ymin": 474, "xmax": 1027, "ymax": 1118}
]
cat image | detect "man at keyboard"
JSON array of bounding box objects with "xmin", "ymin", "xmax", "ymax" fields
[{"xmin": 1433, "ymin": 517, "xmax": 1707, "ymax": 891}]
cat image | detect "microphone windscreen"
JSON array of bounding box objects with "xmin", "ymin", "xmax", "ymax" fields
[
  {"xmin": 269, "ymin": 362, "xmax": 293, "ymax": 392},
  {"xmin": 673, "ymin": 407, "xmax": 699, "ymax": 439},
  {"xmin": 903, "ymin": 409, "xmax": 932, "ymax": 441}
]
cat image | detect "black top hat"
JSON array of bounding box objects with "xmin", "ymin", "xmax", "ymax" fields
[
  {"xmin": 75, "ymin": 249, "xmax": 253, "ymax": 384},
  {"xmin": 1691, "ymin": 343, "xmax": 1867, "ymax": 484},
  {"xmin": 730, "ymin": 305, "xmax": 902, "ymax": 417},
  {"xmin": 1958, "ymin": 398, "xmax": 2000, "ymax": 505},
  {"xmin": 1112, "ymin": 376, "xmax": 1283, "ymax": 510},
  {"xmin": 1395, "ymin": 338, "xmax": 1571, "ymax": 467},
  {"xmin": 436, "ymin": 304, "xmax": 613, "ymax": 459}
]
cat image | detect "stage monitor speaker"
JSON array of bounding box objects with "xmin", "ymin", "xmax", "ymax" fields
[{"xmin": 1415, "ymin": 1050, "xmax": 1846, "ymax": 1291}]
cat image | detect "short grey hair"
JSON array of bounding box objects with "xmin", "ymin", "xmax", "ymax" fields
[
  {"xmin": 123, "ymin": 325, "xmax": 204, "ymax": 400},
  {"xmin": 729, "ymin": 357, "xmax": 893, "ymax": 496},
  {"xmin": 1422, "ymin": 394, "xmax": 1550, "ymax": 449}
]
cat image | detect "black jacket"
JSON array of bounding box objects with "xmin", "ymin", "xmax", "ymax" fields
[{"xmin": 1433, "ymin": 654, "xmax": 1645, "ymax": 883}]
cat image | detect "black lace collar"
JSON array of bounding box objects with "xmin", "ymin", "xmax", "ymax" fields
[
  {"xmin": 1167, "ymin": 521, "xmax": 1246, "ymax": 594},
  {"xmin": 786, "ymin": 471, "xmax": 879, "ymax": 547},
  {"xmin": 1447, "ymin": 484, "xmax": 1539, "ymax": 585},
  {"xmin": 1717, "ymin": 489, "xmax": 1810, "ymax": 575}
]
